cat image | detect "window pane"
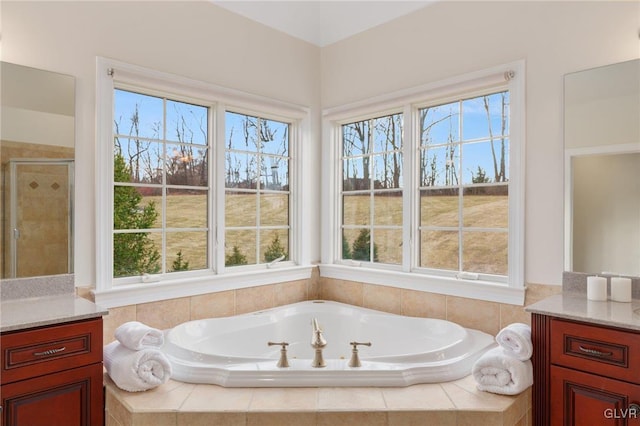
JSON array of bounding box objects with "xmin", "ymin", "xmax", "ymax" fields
[
  {"xmin": 225, "ymin": 230, "xmax": 256, "ymax": 266},
  {"xmin": 166, "ymin": 143, "xmax": 208, "ymax": 187},
  {"xmin": 260, "ymin": 119, "xmax": 289, "ymax": 156},
  {"xmin": 374, "ymin": 229, "xmax": 402, "ymax": 265},
  {"xmin": 343, "ymin": 194, "xmax": 370, "ymax": 226},
  {"xmin": 114, "ymin": 89, "xmax": 162, "ymax": 139},
  {"xmin": 166, "ymin": 231, "xmax": 207, "ymax": 271},
  {"xmin": 462, "ymin": 92, "xmax": 509, "ymax": 141},
  {"xmin": 341, "ymin": 229, "xmax": 355, "ymax": 260},
  {"xmin": 420, "ymin": 230, "xmax": 458, "ymax": 270},
  {"xmin": 463, "ymin": 185, "xmax": 508, "ymax": 228},
  {"xmin": 343, "ymin": 157, "xmax": 370, "ymax": 191},
  {"xmin": 167, "ymin": 188, "xmax": 207, "ymax": 228},
  {"xmin": 421, "ymin": 145, "xmax": 460, "ymax": 187},
  {"xmin": 462, "ymin": 140, "xmax": 509, "ymax": 184},
  {"xmin": 225, "ymin": 191, "xmax": 256, "ymax": 227},
  {"xmin": 462, "ymin": 231, "xmax": 507, "ymax": 275},
  {"xmin": 343, "ymin": 120, "xmax": 370, "ymax": 157},
  {"xmin": 114, "ymin": 140, "xmax": 162, "ymax": 184},
  {"xmin": 166, "ymin": 100, "xmax": 208, "ymax": 145},
  {"xmin": 226, "ymin": 111, "xmax": 259, "ymax": 152},
  {"xmin": 225, "ymin": 152, "xmax": 258, "ymax": 189},
  {"xmin": 260, "ymin": 155, "xmax": 288, "ymax": 190},
  {"xmin": 348, "ymin": 228, "xmax": 376, "ymax": 262},
  {"xmin": 113, "ymin": 232, "xmax": 161, "ymax": 277},
  {"xmin": 373, "ymin": 113, "xmax": 402, "ymax": 153},
  {"xmin": 420, "ymin": 188, "xmax": 458, "ymax": 227},
  {"xmin": 373, "ymin": 192, "xmax": 402, "ymax": 226},
  {"xmin": 260, "ymin": 229, "xmax": 289, "ymax": 263},
  {"xmin": 420, "ymin": 102, "xmax": 459, "ymax": 146},
  {"xmin": 373, "ymin": 153, "xmax": 403, "ymax": 189},
  {"xmin": 260, "ymin": 193, "xmax": 288, "ymax": 226},
  {"xmin": 113, "ymin": 186, "xmax": 162, "ymax": 230}
]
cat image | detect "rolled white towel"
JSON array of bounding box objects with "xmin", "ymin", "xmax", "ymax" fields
[
  {"xmin": 115, "ymin": 321, "xmax": 164, "ymax": 350},
  {"xmin": 472, "ymin": 347, "xmax": 533, "ymax": 396},
  {"xmin": 103, "ymin": 341, "xmax": 172, "ymax": 392},
  {"xmin": 495, "ymin": 322, "xmax": 532, "ymax": 361}
]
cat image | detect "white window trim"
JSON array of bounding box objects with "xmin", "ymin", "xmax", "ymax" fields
[
  {"xmin": 94, "ymin": 57, "xmax": 313, "ymax": 308},
  {"xmin": 321, "ymin": 61, "xmax": 526, "ymax": 305}
]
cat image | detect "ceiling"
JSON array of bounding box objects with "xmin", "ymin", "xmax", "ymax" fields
[{"xmin": 212, "ymin": 1, "xmax": 434, "ymax": 47}]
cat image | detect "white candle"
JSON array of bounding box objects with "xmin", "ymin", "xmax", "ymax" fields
[
  {"xmin": 610, "ymin": 277, "xmax": 632, "ymax": 302},
  {"xmin": 587, "ymin": 276, "xmax": 607, "ymax": 301}
]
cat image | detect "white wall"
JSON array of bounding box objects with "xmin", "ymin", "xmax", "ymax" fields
[
  {"xmin": 2, "ymin": 1, "xmax": 638, "ymax": 289},
  {"xmin": 321, "ymin": 1, "xmax": 640, "ymax": 286},
  {"xmin": 1, "ymin": 1, "xmax": 322, "ymax": 287}
]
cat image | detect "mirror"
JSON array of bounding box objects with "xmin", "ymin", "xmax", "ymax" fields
[
  {"xmin": 1, "ymin": 62, "xmax": 75, "ymax": 278},
  {"xmin": 564, "ymin": 59, "xmax": 640, "ymax": 276}
]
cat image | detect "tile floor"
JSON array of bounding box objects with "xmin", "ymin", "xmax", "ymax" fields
[{"xmin": 105, "ymin": 374, "xmax": 531, "ymax": 426}]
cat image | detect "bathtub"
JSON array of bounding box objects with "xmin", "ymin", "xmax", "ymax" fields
[{"xmin": 161, "ymin": 300, "xmax": 496, "ymax": 387}]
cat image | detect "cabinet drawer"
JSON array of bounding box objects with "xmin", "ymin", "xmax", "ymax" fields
[
  {"xmin": 551, "ymin": 318, "xmax": 640, "ymax": 384},
  {"xmin": 1, "ymin": 318, "xmax": 103, "ymax": 384}
]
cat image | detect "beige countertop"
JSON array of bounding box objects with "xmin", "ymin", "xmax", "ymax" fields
[
  {"xmin": 526, "ymin": 292, "xmax": 640, "ymax": 331},
  {"xmin": 1, "ymin": 294, "xmax": 108, "ymax": 333}
]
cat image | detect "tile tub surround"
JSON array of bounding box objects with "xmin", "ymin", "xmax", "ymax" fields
[
  {"xmin": 95, "ymin": 272, "xmax": 560, "ymax": 346},
  {"xmin": 105, "ymin": 374, "xmax": 532, "ymax": 426}
]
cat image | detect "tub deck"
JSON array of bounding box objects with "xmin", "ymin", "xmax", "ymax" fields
[{"xmin": 104, "ymin": 374, "xmax": 531, "ymax": 426}]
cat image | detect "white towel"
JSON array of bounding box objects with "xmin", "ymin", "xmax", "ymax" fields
[
  {"xmin": 114, "ymin": 321, "xmax": 164, "ymax": 350},
  {"xmin": 103, "ymin": 341, "xmax": 172, "ymax": 392},
  {"xmin": 495, "ymin": 322, "xmax": 532, "ymax": 361},
  {"xmin": 472, "ymin": 347, "xmax": 533, "ymax": 395}
]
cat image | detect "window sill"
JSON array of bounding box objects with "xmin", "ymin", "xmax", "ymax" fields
[
  {"xmin": 319, "ymin": 264, "xmax": 525, "ymax": 306},
  {"xmin": 92, "ymin": 265, "xmax": 315, "ymax": 308}
]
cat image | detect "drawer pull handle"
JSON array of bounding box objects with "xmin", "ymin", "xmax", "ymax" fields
[
  {"xmin": 33, "ymin": 346, "xmax": 66, "ymax": 357},
  {"xmin": 578, "ymin": 345, "xmax": 612, "ymax": 357}
]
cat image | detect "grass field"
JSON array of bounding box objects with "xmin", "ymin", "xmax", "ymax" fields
[{"xmin": 136, "ymin": 192, "xmax": 507, "ymax": 274}]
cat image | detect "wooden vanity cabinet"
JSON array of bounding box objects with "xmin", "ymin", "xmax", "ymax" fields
[
  {"xmin": 532, "ymin": 313, "xmax": 640, "ymax": 425},
  {"xmin": 0, "ymin": 318, "xmax": 104, "ymax": 426}
]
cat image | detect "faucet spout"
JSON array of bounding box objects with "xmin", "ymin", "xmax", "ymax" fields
[{"xmin": 310, "ymin": 318, "xmax": 327, "ymax": 367}]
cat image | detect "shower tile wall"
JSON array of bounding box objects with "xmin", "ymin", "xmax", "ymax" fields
[{"xmin": 93, "ymin": 266, "xmax": 559, "ymax": 346}]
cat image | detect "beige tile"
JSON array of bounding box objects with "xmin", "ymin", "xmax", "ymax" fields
[
  {"xmin": 103, "ymin": 305, "xmax": 137, "ymax": 346},
  {"xmin": 317, "ymin": 387, "xmax": 386, "ymax": 411},
  {"xmin": 440, "ymin": 376, "xmax": 515, "ymax": 412},
  {"xmin": 235, "ymin": 285, "xmax": 275, "ymax": 314},
  {"xmin": 401, "ymin": 289, "xmax": 446, "ymax": 319},
  {"xmin": 76, "ymin": 285, "xmax": 94, "ymax": 301},
  {"xmin": 106, "ymin": 388, "xmax": 133, "ymax": 426},
  {"xmin": 111, "ymin": 379, "xmax": 195, "ymax": 412},
  {"xmin": 382, "ymin": 383, "xmax": 454, "ymax": 410},
  {"xmin": 136, "ymin": 297, "xmax": 191, "ymax": 330},
  {"xmin": 446, "ymin": 296, "xmax": 501, "ymax": 336},
  {"xmin": 308, "ymin": 266, "xmax": 321, "ymax": 300},
  {"xmin": 320, "ymin": 278, "xmax": 363, "ymax": 306},
  {"xmin": 363, "ymin": 284, "xmax": 402, "ymax": 314},
  {"xmin": 247, "ymin": 412, "xmax": 316, "ymax": 426},
  {"xmin": 190, "ymin": 290, "xmax": 235, "ymax": 320},
  {"xmin": 106, "ymin": 412, "xmax": 125, "ymax": 426},
  {"xmin": 524, "ymin": 283, "xmax": 562, "ymax": 306},
  {"xmin": 131, "ymin": 413, "xmax": 177, "ymax": 426},
  {"xmin": 180, "ymin": 384, "xmax": 253, "ymax": 412},
  {"xmin": 500, "ymin": 303, "xmax": 530, "ymax": 328},
  {"xmin": 249, "ymin": 387, "xmax": 318, "ymax": 411},
  {"xmin": 274, "ymin": 280, "xmax": 308, "ymax": 306},
  {"xmin": 177, "ymin": 412, "xmax": 246, "ymax": 426},
  {"xmin": 317, "ymin": 411, "xmax": 387, "ymax": 426},
  {"xmin": 387, "ymin": 410, "xmax": 456, "ymax": 426},
  {"xmin": 457, "ymin": 411, "xmax": 503, "ymax": 426}
]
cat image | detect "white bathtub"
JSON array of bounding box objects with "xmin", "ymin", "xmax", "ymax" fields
[{"xmin": 161, "ymin": 300, "xmax": 496, "ymax": 387}]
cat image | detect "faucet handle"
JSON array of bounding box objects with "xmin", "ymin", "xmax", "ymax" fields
[
  {"xmin": 348, "ymin": 341, "xmax": 371, "ymax": 368},
  {"xmin": 268, "ymin": 341, "xmax": 290, "ymax": 368}
]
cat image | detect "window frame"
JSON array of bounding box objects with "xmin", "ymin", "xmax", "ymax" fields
[
  {"xmin": 321, "ymin": 61, "xmax": 526, "ymax": 305},
  {"xmin": 95, "ymin": 58, "xmax": 313, "ymax": 308}
]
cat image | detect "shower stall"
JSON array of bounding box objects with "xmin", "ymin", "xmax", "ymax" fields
[{"xmin": 2, "ymin": 159, "xmax": 74, "ymax": 278}]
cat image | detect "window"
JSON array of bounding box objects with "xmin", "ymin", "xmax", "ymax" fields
[
  {"xmin": 323, "ymin": 62, "xmax": 525, "ymax": 305},
  {"xmin": 224, "ymin": 111, "xmax": 290, "ymax": 267},
  {"xmin": 95, "ymin": 58, "xmax": 311, "ymax": 307}
]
